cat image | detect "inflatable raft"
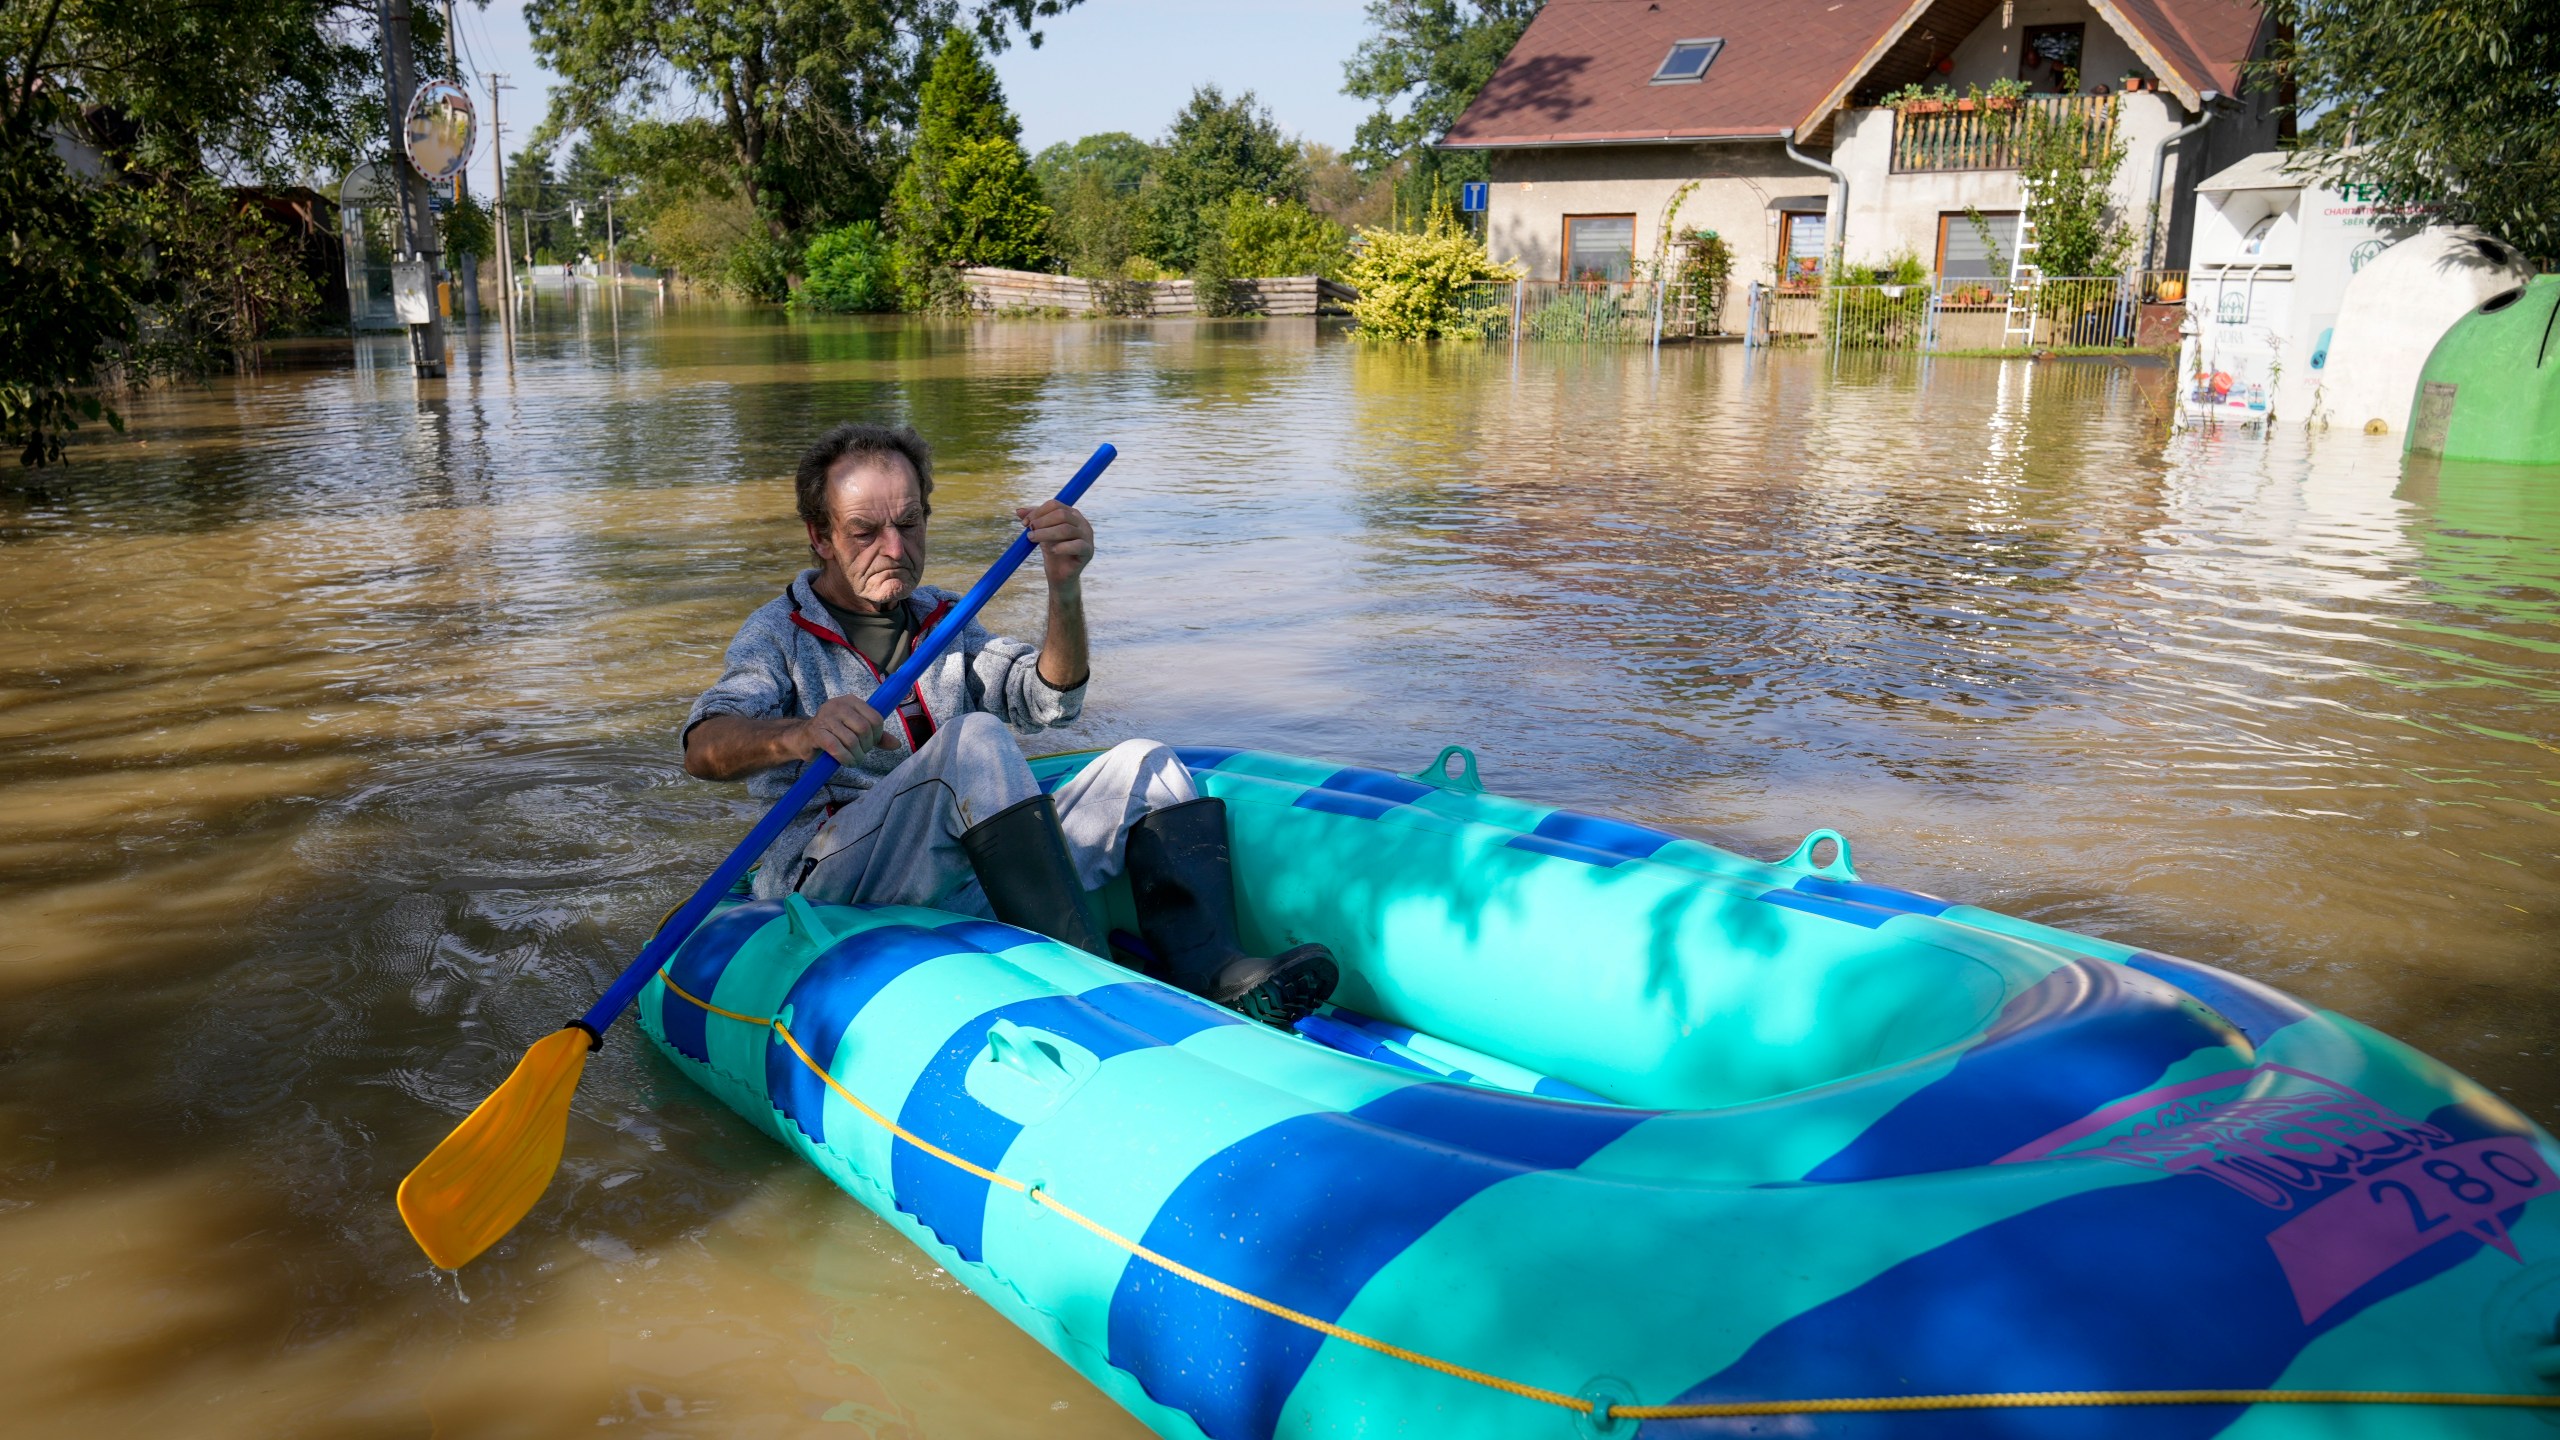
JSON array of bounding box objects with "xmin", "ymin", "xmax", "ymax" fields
[{"xmin": 638, "ymin": 746, "xmax": 2560, "ymax": 1437}]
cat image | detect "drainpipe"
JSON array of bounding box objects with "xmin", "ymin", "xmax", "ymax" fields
[
  {"xmin": 2143, "ymin": 90, "xmax": 2219, "ymax": 271},
  {"xmin": 1783, "ymin": 127, "xmax": 1849, "ymax": 267}
]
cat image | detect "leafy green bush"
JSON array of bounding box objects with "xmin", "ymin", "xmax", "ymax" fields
[
  {"xmin": 1201, "ymin": 192, "xmax": 1351, "ymax": 278},
  {"xmin": 723, "ymin": 232, "xmax": 797, "ymax": 304},
  {"xmin": 794, "ymin": 221, "xmax": 898, "ymax": 312},
  {"xmin": 1344, "ymin": 206, "xmax": 1522, "ymax": 342}
]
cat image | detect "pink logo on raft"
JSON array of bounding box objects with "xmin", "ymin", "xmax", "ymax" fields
[{"xmin": 1999, "ymin": 1066, "xmax": 2557, "ymax": 1322}]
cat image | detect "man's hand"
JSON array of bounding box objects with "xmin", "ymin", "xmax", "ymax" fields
[
  {"xmin": 793, "ymin": 695, "xmax": 890, "ymax": 762},
  {"xmin": 684, "ymin": 698, "xmax": 889, "ymax": 780},
  {"xmin": 1015, "ymin": 500, "xmax": 1094, "ymax": 588}
]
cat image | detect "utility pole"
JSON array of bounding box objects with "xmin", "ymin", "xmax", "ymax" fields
[
  {"xmin": 605, "ymin": 190, "xmax": 616, "ymax": 275},
  {"xmin": 485, "ymin": 72, "xmax": 512, "ymax": 314},
  {"xmin": 379, "ymin": 0, "xmax": 447, "ymax": 377},
  {"xmin": 441, "ymin": 0, "xmax": 477, "ymax": 317}
]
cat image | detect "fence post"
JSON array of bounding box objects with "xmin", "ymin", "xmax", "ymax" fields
[
  {"xmin": 1511, "ymin": 278, "xmax": 1523, "ymax": 350},
  {"xmin": 1649, "ymin": 274, "xmax": 1666, "ymax": 352}
]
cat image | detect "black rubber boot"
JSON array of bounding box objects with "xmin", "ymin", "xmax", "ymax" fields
[
  {"xmin": 961, "ymin": 793, "xmax": 1105, "ymax": 956},
  {"xmin": 1124, "ymin": 796, "xmax": 1338, "ymax": 1026}
]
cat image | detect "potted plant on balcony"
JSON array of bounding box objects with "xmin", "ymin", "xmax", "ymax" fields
[
  {"xmin": 1882, "ymin": 83, "xmax": 1950, "ymax": 115},
  {"xmin": 1985, "ymin": 78, "xmax": 2029, "ymax": 112}
]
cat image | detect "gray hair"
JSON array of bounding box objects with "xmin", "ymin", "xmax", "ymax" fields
[{"xmin": 795, "ymin": 423, "xmax": 934, "ymax": 528}]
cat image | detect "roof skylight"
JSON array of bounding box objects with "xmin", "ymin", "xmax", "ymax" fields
[{"xmin": 1651, "ymin": 38, "xmax": 1724, "ymax": 84}]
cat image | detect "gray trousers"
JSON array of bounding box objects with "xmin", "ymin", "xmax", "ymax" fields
[{"xmin": 787, "ymin": 712, "xmax": 1197, "ymax": 916}]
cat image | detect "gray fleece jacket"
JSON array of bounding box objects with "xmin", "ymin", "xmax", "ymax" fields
[{"xmin": 683, "ymin": 569, "xmax": 1085, "ymax": 891}]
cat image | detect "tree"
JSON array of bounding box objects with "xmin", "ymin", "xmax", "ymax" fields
[
  {"xmin": 891, "ymin": 27, "xmax": 1049, "ymax": 300},
  {"xmin": 1341, "ymin": 0, "xmax": 1539, "ymax": 213},
  {"xmin": 1031, "ymin": 131, "xmax": 1152, "ymax": 199},
  {"xmin": 1035, "ymin": 132, "xmax": 1154, "ymax": 275},
  {"xmin": 526, "ymin": 0, "xmax": 1078, "ymax": 240},
  {"xmin": 1, "ymin": 0, "xmax": 374, "ymax": 464},
  {"xmin": 2019, "ymin": 110, "xmax": 2131, "ymax": 278},
  {"xmin": 2251, "ymin": 0, "xmax": 2560, "ymax": 255},
  {"xmin": 1144, "ymin": 86, "xmax": 1305, "ymax": 270}
]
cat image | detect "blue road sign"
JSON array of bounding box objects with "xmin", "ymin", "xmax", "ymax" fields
[{"xmin": 1460, "ymin": 181, "xmax": 1488, "ymax": 213}]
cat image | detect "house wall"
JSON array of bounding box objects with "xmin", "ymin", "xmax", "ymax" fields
[
  {"xmin": 1941, "ymin": 0, "xmax": 2146, "ymax": 92},
  {"xmin": 1486, "ymin": 142, "xmax": 1833, "ymax": 288},
  {"xmin": 1833, "ymin": 90, "xmax": 2189, "ymax": 277}
]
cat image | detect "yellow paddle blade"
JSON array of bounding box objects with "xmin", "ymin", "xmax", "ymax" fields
[{"xmin": 398, "ymin": 1026, "xmax": 593, "ymax": 1269}]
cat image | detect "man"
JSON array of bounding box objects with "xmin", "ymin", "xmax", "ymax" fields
[{"xmin": 682, "ymin": 422, "xmax": 1336, "ymax": 1025}]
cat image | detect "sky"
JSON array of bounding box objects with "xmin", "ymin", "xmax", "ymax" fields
[{"xmin": 441, "ymin": 0, "xmax": 1379, "ymax": 201}]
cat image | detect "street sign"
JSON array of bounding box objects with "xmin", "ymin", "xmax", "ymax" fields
[
  {"xmin": 1461, "ymin": 181, "xmax": 1489, "ymax": 213},
  {"xmin": 404, "ymin": 78, "xmax": 476, "ymax": 182}
]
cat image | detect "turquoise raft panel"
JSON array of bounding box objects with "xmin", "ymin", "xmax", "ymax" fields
[{"xmin": 638, "ymin": 747, "xmax": 2560, "ymax": 1438}]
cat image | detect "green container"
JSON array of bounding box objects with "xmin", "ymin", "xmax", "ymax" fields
[{"xmin": 2408, "ymin": 274, "xmax": 2560, "ymax": 464}]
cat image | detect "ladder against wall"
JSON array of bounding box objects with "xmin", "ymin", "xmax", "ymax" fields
[{"xmin": 2003, "ymin": 184, "xmax": 2041, "ymax": 347}]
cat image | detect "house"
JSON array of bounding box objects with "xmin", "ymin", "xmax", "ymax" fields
[{"xmin": 1442, "ymin": 0, "xmax": 2281, "ymax": 303}]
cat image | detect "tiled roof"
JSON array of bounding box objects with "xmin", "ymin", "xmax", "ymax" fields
[
  {"xmin": 1444, "ymin": 0, "xmax": 2265, "ymax": 149},
  {"xmin": 2101, "ymin": 0, "xmax": 2265, "ymax": 99},
  {"xmin": 1441, "ymin": 0, "xmax": 1916, "ymax": 147}
]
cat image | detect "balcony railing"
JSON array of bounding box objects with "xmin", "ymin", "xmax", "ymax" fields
[{"xmin": 1889, "ymin": 94, "xmax": 2117, "ymax": 173}]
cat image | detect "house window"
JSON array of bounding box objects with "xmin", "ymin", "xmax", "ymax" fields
[
  {"xmin": 1936, "ymin": 211, "xmax": 2019, "ymax": 279},
  {"xmin": 1563, "ymin": 214, "xmax": 1636, "ymax": 282},
  {"xmin": 1651, "ymin": 38, "xmax": 1724, "ymax": 84},
  {"xmin": 2020, "ymin": 23, "xmax": 2084, "ymax": 91},
  {"xmin": 1777, "ymin": 210, "xmax": 1827, "ymax": 288}
]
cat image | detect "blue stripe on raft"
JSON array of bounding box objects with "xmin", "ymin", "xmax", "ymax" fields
[
  {"xmin": 1293, "ymin": 787, "xmax": 1407, "ymax": 821},
  {"xmin": 1293, "ymin": 1014, "xmax": 1438, "ymax": 1076},
  {"xmin": 1317, "ymin": 766, "xmax": 1437, "ymax": 806},
  {"xmin": 1323, "ymin": 1007, "xmax": 1419, "ymax": 1047},
  {"xmin": 660, "ymin": 900, "xmax": 787, "ymax": 1063},
  {"xmin": 1078, "ymin": 975, "xmax": 1248, "ymax": 1037},
  {"xmin": 1171, "ymin": 746, "xmax": 1243, "ymax": 773},
  {"xmin": 1504, "ymin": 832, "xmax": 1647, "ymax": 866},
  {"xmin": 1660, "ymin": 1157, "xmax": 2490, "ymax": 1438},
  {"xmin": 1529, "ymin": 810, "xmax": 1675, "ymax": 863},
  {"xmin": 1802, "ymin": 960, "xmax": 2241, "ymax": 1183},
  {"xmin": 1107, "ymin": 1083, "xmax": 1651, "ymax": 1440},
  {"xmin": 1531, "ymin": 1075, "xmax": 1618, "ymax": 1105},
  {"xmin": 933, "ymin": 917, "xmax": 1049, "ymax": 953},
  {"xmin": 2124, "ymin": 950, "xmax": 2312, "ymax": 1047},
  {"xmin": 891, "ymin": 982, "xmax": 1231, "ymax": 1263},
  {"xmin": 765, "ymin": 925, "xmax": 966, "ymax": 1147},
  {"xmin": 1792, "ymin": 875, "xmax": 1954, "ymax": 917},
  {"xmin": 1754, "ymin": 888, "xmax": 1904, "ymax": 929}
]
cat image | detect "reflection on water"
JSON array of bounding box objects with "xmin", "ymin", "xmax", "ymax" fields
[{"xmin": 1, "ymin": 300, "xmax": 2552, "ymax": 1435}]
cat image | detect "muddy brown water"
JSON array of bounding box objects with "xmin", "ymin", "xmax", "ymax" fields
[{"xmin": 1, "ymin": 301, "xmax": 2553, "ymax": 1437}]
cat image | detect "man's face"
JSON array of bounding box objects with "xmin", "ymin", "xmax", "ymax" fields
[{"xmin": 809, "ymin": 455, "xmax": 929, "ymax": 609}]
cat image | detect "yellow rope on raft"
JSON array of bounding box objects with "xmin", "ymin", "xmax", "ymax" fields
[{"xmin": 652, "ymin": 967, "xmax": 2560, "ymax": 1422}]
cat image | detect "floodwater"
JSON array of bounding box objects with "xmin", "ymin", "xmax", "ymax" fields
[{"xmin": 2, "ymin": 297, "xmax": 2553, "ymax": 1437}]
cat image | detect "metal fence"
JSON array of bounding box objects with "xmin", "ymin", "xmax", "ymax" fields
[
  {"xmin": 1743, "ymin": 274, "xmax": 2185, "ymax": 354},
  {"xmin": 1455, "ymin": 272, "xmax": 2185, "ymax": 352}
]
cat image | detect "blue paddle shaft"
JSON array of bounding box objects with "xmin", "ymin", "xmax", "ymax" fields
[{"xmin": 575, "ymin": 443, "xmax": 1117, "ymax": 1039}]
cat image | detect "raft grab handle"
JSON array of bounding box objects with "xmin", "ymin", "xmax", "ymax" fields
[
  {"xmin": 1409, "ymin": 745, "xmax": 1484, "ymax": 793},
  {"xmin": 1779, "ymin": 827, "xmax": 1859, "ymax": 881}
]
